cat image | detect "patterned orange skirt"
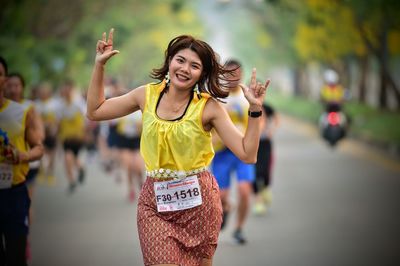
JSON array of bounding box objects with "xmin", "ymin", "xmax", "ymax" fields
[{"xmin": 137, "ymin": 170, "xmax": 223, "ymax": 266}]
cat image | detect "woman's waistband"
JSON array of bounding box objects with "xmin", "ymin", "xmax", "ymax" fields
[{"xmin": 146, "ymin": 166, "xmax": 208, "ymax": 180}]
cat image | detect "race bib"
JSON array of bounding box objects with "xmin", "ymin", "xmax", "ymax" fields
[
  {"xmin": 0, "ymin": 163, "xmax": 13, "ymax": 189},
  {"xmin": 154, "ymin": 175, "xmax": 202, "ymax": 212}
]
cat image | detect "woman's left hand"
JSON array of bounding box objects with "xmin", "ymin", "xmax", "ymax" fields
[{"xmin": 239, "ymin": 68, "xmax": 270, "ymax": 108}]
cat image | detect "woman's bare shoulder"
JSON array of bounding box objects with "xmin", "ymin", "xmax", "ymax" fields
[{"xmin": 203, "ymin": 98, "xmax": 226, "ymax": 130}]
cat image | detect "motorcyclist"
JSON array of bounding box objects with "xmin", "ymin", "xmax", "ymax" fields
[
  {"xmin": 320, "ymin": 69, "xmax": 345, "ymax": 112},
  {"xmin": 319, "ymin": 69, "xmax": 348, "ymax": 145}
]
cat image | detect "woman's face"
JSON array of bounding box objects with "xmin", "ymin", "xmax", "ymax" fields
[
  {"xmin": 4, "ymin": 76, "xmax": 23, "ymax": 101},
  {"xmin": 169, "ymin": 48, "xmax": 203, "ymax": 91}
]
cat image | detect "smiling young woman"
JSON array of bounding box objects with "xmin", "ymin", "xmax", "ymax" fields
[{"xmin": 86, "ymin": 29, "xmax": 270, "ymax": 266}]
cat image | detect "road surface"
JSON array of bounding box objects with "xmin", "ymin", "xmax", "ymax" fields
[{"xmin": 30, "ymin": 115, "xmax": 400, "ymax": 266}]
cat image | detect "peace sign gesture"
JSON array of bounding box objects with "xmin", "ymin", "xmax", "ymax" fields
[
  {"xmin": 95, "ymin": 28, "xmax": 120, "ymax": 65},
  {"xmin": 239, "ymin": 68, "xmax": 271, "ymax": 107}
]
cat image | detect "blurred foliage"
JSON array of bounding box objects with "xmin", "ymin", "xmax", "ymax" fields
[
  {"xmin": 262, "ymin": 0, "xmax": 400, "ymax": 109},
  {"xmin": 193, "ymin": 0, "xmax": 274, "ymax": 81},
  {"xmin": 0, "ymin": 0, "xmax": 203, "ymax": 89},
  {"xmin": 1, "ymin": 0, "xmax": 398, "ymax": 145},
  {"xmin": 1, "ymin": 0, "xmax": 399, "ymax": 109},
  {"xmin": 294, "ymin": 0, "xmax": 366, "ymax": 62},
  {"xmin": 267, "ymin": 90, "xmax": 323, "ymax": 123},
  {"xmin": 263, "ymin": 0, "xmax": 400, "ymax": 63},
  {"xmin": 245, "ymin": 0, "xmax": 302, "ymax": 67}
]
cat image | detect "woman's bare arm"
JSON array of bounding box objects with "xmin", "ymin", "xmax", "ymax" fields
[
  {"xmin": 204, "ymin": 100, "xmax": 260, "ymax": 163},
  {"xmin": 86, "ymin": 28, "xmax": 145, "ymax": 121},
  {"xmin": 204, "ymin": 68, "xmax": 270, "ymax": 163}
]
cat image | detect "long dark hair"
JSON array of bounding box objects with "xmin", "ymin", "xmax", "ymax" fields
[
  {"xmin": 0, "ymin": 56, "xmax": 8, "ymax": 76},
  {"xmin": 150, "ymin": 35, "xmax": 234, "ymax": 99}
]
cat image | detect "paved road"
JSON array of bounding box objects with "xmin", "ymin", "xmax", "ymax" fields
[{"xmin": 30, "ymin": 116, "xmax": 400, "ymax": 266}]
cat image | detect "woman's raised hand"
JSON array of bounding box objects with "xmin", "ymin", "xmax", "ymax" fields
[
  {"xmin": 239, "ymin": 68, "xmax": 270, "ymax": 108},
  {"xmin": 95, "ymin": 28, "xmax": 120, "ymax": 65}
]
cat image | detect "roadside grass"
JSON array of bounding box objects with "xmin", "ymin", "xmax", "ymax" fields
[{"xmin": 266, "ymin": 92, "xmax": 400, "ymax": 147}]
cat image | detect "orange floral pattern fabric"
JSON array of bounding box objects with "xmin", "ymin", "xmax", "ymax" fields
[{"xmin": 137, "ymin": 171, "xmax": 222, "ymax": 265}]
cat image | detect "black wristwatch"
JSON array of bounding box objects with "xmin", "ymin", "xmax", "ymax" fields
[{"xmin": 248, "ymin": 110, "xmax": 262, "ymax": 118}]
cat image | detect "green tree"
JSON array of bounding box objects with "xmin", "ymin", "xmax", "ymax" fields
[
  {"xmin": 345, "ymin": 0, "xmax": 400, "ymax": 108},
  {"xmin": 263, "ymin": 0, "xmax": 400, "ymax": 109},
  {"xmin": 293, "ymin": 0, "xmax": 367, "ymax": 102},
  {"xmin": 0, "ymin": 0, "xmax": 203, "ymax": 89},
  {"xmin": 250, "ymin": 0, "xmax": 309, "ymax": 96}
]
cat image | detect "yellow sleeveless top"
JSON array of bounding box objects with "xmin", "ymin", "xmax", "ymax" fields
[
  {"xmin": 0, "ymin": 99, "xmax": 29, "ymax": 185},
  {"xmin": 37, "ymin": 98, "xmax": 58, "ymax": 125},
  {"xmin": 59, "ymin": 100, "xmax": 85, "ymax": 141},
  {"xmin": 321, "ymin": 85, "xmax": 344, "ymax": 102},
  {"xmin": 140, "ymin": 82, "xmax": 214, "ymax": 171}
]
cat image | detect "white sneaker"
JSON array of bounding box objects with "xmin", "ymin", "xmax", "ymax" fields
[
  {"xmin": 261, "ymin": 187, "xmax": 273, "ymax": 206},
  {"xmin": 253, "ymin": 202, "xmax": 267, "ymax": 216}
]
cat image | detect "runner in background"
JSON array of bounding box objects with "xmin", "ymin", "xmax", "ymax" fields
[
  {"xmin": 115, "ymin": 108, "xmax": 145, "ymax": 202},
  {"xmin": 4, "ymin": 72, "xmax": 45, "ymax": 261},
  {"xmin": 252, "ymin": 102, "xmax": 279, "ymax": 215},
  {"xmin": 4, "ymin": 73, "xmax": 44, "ymax": 191},
  {"xmin": 35, "ymin": 82, "xmax": 60, "ymax": 185},
  {"xmin": 100, "ymin": 78, "xmax": 124, "ymax": 181},
  {"xmin": 81, "ymin": 88, "xmax": 100, "ymax": 164},
  {"xmin": 0, "ymin": 56, "xmax": 44, "ymax": 266},
  {"xmin": 58, "ymin": 80, "xmax": 87, "ymax": 194},
  {"xmin": 211, "ymin": 59, "xmax": 255, "ymax": 244}
]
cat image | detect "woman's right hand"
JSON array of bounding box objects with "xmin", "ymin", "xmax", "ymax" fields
[{"xmin": 95, "ymin": 28, "xmax": 120, "ymax": 65}]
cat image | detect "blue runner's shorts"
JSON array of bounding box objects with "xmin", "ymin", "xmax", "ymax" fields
[{"xmin": 211, "ymin": 149, "xmax": 255, "ymax": 189}]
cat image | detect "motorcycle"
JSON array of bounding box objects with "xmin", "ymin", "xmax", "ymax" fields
[{"xmin": 319, "ymin": 108, "xmax": 347, "ymax": 147}]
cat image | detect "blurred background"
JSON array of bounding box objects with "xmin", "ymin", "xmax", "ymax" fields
[
  {"xmin": 1, "ymin": 0, "xmax": 400, "ymax": 265},
  {"xmin": 1, "ymin": 0, "xmax": 400, "ymax": 149}
]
